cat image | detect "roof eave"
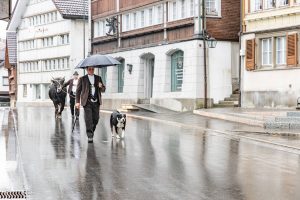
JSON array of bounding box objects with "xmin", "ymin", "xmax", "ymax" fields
[{"xmin": 62, "ymin": 14, "xmax": 88, "ymax": 20}]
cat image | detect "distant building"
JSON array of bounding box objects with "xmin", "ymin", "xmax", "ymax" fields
[
  {"xmin": 0, "ymin": 40, "xmax": 9, "ymax": 103},
  {"xmin": 241, "ymin": 0, "xmax": 300, "ymax": 108},
  {"xmin": 91, "ymin": 0, "xmax": 240, "ymax": 111},
  {"xmin": 4, "ymin": 32, "xmax": 17, "ymax": 107},
  {"xmin": 7, "ymin": 0, "xmax": 88, "ymax": 105}
]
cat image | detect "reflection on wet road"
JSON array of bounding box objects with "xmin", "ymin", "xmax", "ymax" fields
[{"xmin": 2, "ymin": 107, "xmax": 300, "ymax": 200}]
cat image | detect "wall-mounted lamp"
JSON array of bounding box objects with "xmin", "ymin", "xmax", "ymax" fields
[
  {"xmin": 206, "ymin": 37, "xmax": 217, "ymax": 48},
  {"xmin": 127, "ymin": 64, "xmax": 133, "ymax": 74}
]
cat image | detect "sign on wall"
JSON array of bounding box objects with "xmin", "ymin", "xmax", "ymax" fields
[{"xmin": 0, "ymin": 0, "xmax": 10, "ymax": 21}]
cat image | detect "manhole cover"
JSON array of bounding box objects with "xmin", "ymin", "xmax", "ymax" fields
[{"xmin": 0, "ymin": 191, "xmax": 27, "ymax": 199}]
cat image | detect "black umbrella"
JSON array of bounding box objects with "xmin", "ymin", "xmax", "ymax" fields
[{"xmin": 76, "ymin": 54, "xmax": 121, "ymax": 69}]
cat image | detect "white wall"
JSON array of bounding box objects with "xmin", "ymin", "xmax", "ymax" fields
[
  {"xmin": 241, "ymin": 33, "xmax": 300, "ymax": 108},
  {"xmin": 208, "ymin": 41, "xmax": 235, "ymax": 104},
  {"xmin": 104, "ymin": 40, "xmax": 205, "ymax": 100},
  {"xmin": 101, "ymin": 40, "xmax": 235, "ymax": 106}
]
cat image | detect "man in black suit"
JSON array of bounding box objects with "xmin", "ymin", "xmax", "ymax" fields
[
  {"xmin": 64, "ymin": 71, "xmax": 79, "ymax": 117},
  {"xmin": 75, "ymin": 67, "xmax": 106, "ymax": 143}
]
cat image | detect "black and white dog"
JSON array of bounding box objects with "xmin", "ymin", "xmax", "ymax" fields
[{"xmin": 110, "ymin": 110, "xmax": 126, "ymax": 139}]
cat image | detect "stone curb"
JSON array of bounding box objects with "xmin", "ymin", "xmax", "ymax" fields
[
  {"xmin": 100, "ymin": 110, "xmax": 300, "ymax": 153},
  {"xmin": 193, "ymin": 109, "xmax": 265, "ymax": 127}
]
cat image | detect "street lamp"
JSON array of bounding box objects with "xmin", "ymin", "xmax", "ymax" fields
[
  {"xmin": 206, "ymin": 37, "xmax": 217, "ymax": 48},
  {"xmin": 203, "ymin": 29, "xmax": 217, "ymax": 109}
]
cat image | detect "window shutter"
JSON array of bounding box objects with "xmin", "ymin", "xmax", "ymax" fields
[
  {"xmin": 246, "ymin": 39, "xmax": 255, "ymax": 71},
  {"xmin": 287, "ymin": 33, "xmax": 298, "ymax": 67}
]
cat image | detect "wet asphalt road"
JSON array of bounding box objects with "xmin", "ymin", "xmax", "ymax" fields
[{"xmin": 1, "ymin": 107, "xmax": 300, "ymax": 200}]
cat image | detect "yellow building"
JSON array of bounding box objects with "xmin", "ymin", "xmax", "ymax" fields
[{"xmin": 241, "ymin": 0, "xmax": 300, "ymax": 108}]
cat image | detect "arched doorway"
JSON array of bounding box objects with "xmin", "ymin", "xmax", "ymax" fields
[{"xmin": 140, "ymin": 53, "xmax": 155, "ymax": 101}]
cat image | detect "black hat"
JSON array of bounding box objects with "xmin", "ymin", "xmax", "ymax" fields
[{"xmin": 73, "ymin": 71, "xmax": 79, "ymax": 75}]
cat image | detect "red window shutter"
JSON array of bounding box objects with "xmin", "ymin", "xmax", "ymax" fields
[
  {"xmin": 287, "ymin": 34, "xmax": 298, "ymax": 67},
  {"xmin": 246, "ymin": 39, "xmax": 255, "ymax": 71}
]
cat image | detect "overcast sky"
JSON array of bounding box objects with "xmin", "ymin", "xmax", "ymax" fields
[{"xmin": 0, "ymin": 0, "xmax": 17, "ymax": 39}]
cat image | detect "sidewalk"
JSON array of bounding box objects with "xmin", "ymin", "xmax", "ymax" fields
[
  {"xmin": 193, "ymin": 107, "xmax": 300, "ymax": 131},
  {"xmin": 101, "ymin": 109, "xmax": 300, "ymax": 152}
]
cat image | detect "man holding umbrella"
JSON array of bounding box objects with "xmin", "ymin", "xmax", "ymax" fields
[
  {"xmin": 75, "ymin": 67, "xmax": 105, "ymax": 143},
  {"xmin": 75, "ymin": 54, "xmax": 120, "ymax": 143}
]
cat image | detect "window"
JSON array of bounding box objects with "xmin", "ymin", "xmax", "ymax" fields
[
  {"xmin": 94, "ymin": 21, "xmax": 99, "ymax": 37},
  {"xmin": 157, "ymin": 6, "xmax": 163, "ymax": 24},
  {"xmin": 94, "ymin": 20, "xmax": 106, "ymax": 37},
  {"xmin": 57, "ymin": 59, "xmax": 61, "ymax": 69},
  {"xmin": 181, "ymin": 0, "xmax": 185, "ymax": 18},
  {"xmin": 149, "ymin": 8, "xmax": 153, "ymax": 25},
  {"xmin": 41, "ymin": 15, "xmax": 45, "ymax": 24},
  {"xmin": 190, "ymin": 0, "xmax": 194, "ymax": 16},
  {"xmin": 276, "ymin": 36, "xmax": 286, "ymax": 65},
  {"xmin": 23, "ymin": 85, "xmax": 27, "ymax": 97},
  {"xmin": 278, "ymin": 0, "xmax": 289, "ymax": 6},
  {"xmin": 99, "ymin": 67, "xmax": 107, "ymax": 92},
  {"xmin": 51, "ymin": 60, "xmax": 54, "ymax": 70},
  {"xmin": 252, "ymin": 0, "xmax": 262, "ymax": 12},
  {"xmin": 66, "ymin": 58, "xmax": 69, "ymax": 69},
  {"xmin": 118, "ymin": 59, "xmax": 125, "ymax": 93},
  {"xmin": 35, "ymin": 84, "xmax": 41, "ymax": 99},
  {"xmin": 171, "ymin": 51, "xmax": 184, "ymax": 92},
  {"xmin": 62, "ymin": 58, "xmax": 65, "ymax": 69},
  {"xmin": 264, "ymin": 0, "xmax": 275, "ymax": 9},
  {"xmin": 259, "ymin": 36, "xmax": 288, "ymax": 68},
  {"xmin": 173, "ymin": 2, "xmax": 177, "ymax": 20},
  {"xmin": 296, "ymin": 0, "xmax": 300, "ymax": 4},
  {"xmin": 37, "ymin": 15, "xmax": 41, "ymax": 25},
  {"xmin": 141, "ymin": 11, "xmax": 145, "ymax": 27},
  {"xmin": 54, "ymin": 12, "xmax": 57, "ymax": 20},
  {"xmin": 206, "ymin": 0, "xmax": 218, "ymax": 15},
  {"xmin": 126, "ymin": 14, "xmax": 130, "ymax": 31},
  {"xmin": 261, "ymin": 38, "xmax": 272, "ymax": 66},
  {"xmin": 44, "ymin": 84, "xmax": 50, "ymax": 99},
  {"xmin": 2, "ymin": 77, "xmax": 9, "ymax": 86},
  {"xmin": 133, "ymin": 13, "xmax": 137, "ymax": 29}
]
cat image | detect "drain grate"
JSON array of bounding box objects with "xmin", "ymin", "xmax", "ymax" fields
[{"xmin": 0, "ymin": 191, "xmax": 27, "ymax": 199}]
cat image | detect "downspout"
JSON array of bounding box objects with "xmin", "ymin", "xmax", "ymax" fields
[
  {"xmin": 88, "ymin": 0, "xmax": 92, "ymax": 56},
  {"xmin": 202, "ymin": 0, "xmax": 207, "ymax": 108},
  {"xmin": 238, "ymin": 0, "xmax": 245, "ymax": 107}
]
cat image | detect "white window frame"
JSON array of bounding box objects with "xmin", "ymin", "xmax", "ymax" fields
[
  {"xmin": 261, "ymin": 38, "xmax": 273, "ymax": 66},
  {"xmin": 157, "ymin": 5, "xmax": 163, "ymax": 24},
  {"xmin": 133, "ymin": 12, "xmax": 137, "ymax": 29},
  {"xmin": 149, "ymin": 8, "xmax": 153, "ymax": 26},
  {"xmin": 181, "ymin": 0, "xmax": 186, "ymax": 18},
  {"xmin": 173, "ymin": 2, "xmax": 177, "ymax": 20},
  {"xmin": 190, "ymin": 0, "xmax": 194, "ymax": 17},
  {"xmin": 251, "ymin": 0, "xmax": 263, "ymax": 12},
  {"xmin": 275, "ymin": 36, "xmax": 286, "ymax": 65},
  {"xmin": 206, "ymin": 0, "xmax": 221, "ymax": 16},
  {"xmin": 264, "ymin": 0, "xmax": 275, "ymax": 9},
  {"xmin": 278, "ymin": 0, "xmax": 289, "ymax": 6}
]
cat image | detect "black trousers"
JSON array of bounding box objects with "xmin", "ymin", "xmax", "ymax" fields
[
  {"xmin": 83, "ymin": 100, "xmax": 100, "ymax": 138},
  {"xmin": 69, "ymin": 92, "xmax": 75, "ymax": 116}
]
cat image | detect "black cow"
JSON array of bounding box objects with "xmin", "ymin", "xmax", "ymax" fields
[{"xmin": 49, "ymin": 77, "xmax": 67, "ymax": 118}]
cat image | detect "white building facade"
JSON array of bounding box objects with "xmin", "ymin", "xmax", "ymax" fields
[
  {"xmin": 241, "ymin": 0, "xmax": 300, "ymax": 108},
  {"xmin": 8, "ymin": 0, "xmax": 88, "ymax": 105},
  {"xmin": 92, "ymin": 0, "xmax": 240, "ymax": 111}
]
